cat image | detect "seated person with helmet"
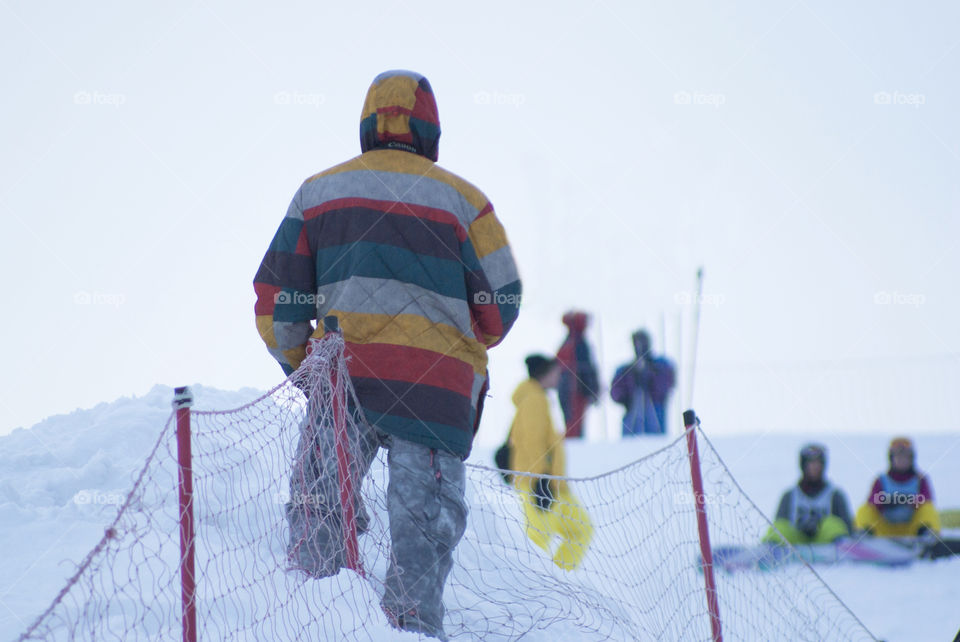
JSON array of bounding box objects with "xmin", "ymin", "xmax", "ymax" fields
[
  {"xmin": 763, "ymin": 444, "xmax": 853, "ymax": 544},
  {"xmin": 855, "ymin": 437, "xmax": 940, "ymax": 537}
]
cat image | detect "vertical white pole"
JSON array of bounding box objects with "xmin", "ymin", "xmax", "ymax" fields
[
  {"xmin": 675, "ymin": 310, "xmax": 684, "ymax": 436},
  {"xmin": 595, "ymin": 314, "xmax": 611, "ymax": 442},
  {"xmin": 687, "ymin": 268, "xmax": 704, "ymax": 409}
]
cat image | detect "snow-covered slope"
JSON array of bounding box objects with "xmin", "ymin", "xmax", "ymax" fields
[{"xmin": 1, "ymin": 388, "xmax": 957, "ymax": 641}]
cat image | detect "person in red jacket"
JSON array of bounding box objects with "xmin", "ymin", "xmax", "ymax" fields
[
  {"xmin": 855, "ymin": 437, "xmax": 940, "ymax": 537},
  {"xmin": 555, "ymin": 311, "xmax": 600, "ymax": 439}
]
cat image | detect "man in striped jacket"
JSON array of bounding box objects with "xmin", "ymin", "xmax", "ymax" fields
[{"xmin": 254, "ymin": 70, "xmax": 520, "ymax": 640}]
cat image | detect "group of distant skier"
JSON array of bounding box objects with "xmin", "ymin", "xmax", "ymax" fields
[
  {"xmin": 504, "ymin": 315, "xmax": 943, "ymax": 572},
  {"xmin": 500, "ymin": 313, "xmax": 676, "ymax": 576},
  {"xmin": 518, "ymin": 314, "xmax": 676, "ymax": 443},
  {"xmin": 765, "ymin": 437, "xmax": 941, "ymax": 545}
]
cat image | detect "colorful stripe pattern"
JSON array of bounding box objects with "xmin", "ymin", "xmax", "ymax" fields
[
  {"xmin": 360, "ymin": 70, "xmax": 440, "ymax": 162},
  {"xmin": 255, "ymin": 71, "xmax": 520, "ymax": 458}
]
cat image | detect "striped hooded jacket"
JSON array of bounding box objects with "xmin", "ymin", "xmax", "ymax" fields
[{"xmin": 254, "ymin": 70, "xmax": 521, "ymax": 458}]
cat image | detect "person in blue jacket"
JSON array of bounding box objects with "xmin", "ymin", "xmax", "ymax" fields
[{"xmin": 610, "ymin": 330, "xmax": 675, "ymax": 435}]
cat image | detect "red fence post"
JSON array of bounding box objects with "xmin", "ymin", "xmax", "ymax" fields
[
  {"xmin": 173, "ymin": 387, "xmax": 197, "ymax": 642},
  {"xmin": 684, "ymin": 409, "xmax": 722, "ymax": 642},
  {"xmin": 323, "ymin": 316, "xmax": 362, "ymax": 576}
]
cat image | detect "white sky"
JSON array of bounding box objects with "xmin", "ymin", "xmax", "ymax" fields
[{"xmin": 2, "ymin": 1, "xmax": 958, "ymax": 442}]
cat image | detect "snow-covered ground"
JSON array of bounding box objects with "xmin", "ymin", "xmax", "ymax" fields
[
  {"xmin": 1, "ymin": 386, "xmax": 958, "ymax": 641},
  {"xmin": 562, "ymin": 433, "xmax": 960, "ymax": 642}
]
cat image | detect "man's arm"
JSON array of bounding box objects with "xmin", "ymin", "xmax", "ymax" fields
[
  {"xmin": 575, "ymin": 339, "xmax": 601, "ymax": 401},
  {"xmin": 253, "ymin": 189, "xmax": 317, "ymax": 375},
  {"xmin": 831, "ymin": 488, "xmax": 854, "ymax": 533},
  {"xmin": 917, "ymin": 474, "xmax": 935, "ymax": 506},
  {"xmin": 462, "ymin": 201, "xmax": 521, "ymax": 347},
  {"xmin": 866, "ymin": 477, "xmax": 885, "ymax": 511},
  {"xmin": 774, "ymin": 490, "xmax": 793, "ymax": 522},
  {"xmin": 610, "ymin": 366, "xmax": 634, "ymax": 406},
  {"xmin": 509, "ymin": 395, "xmax": 551, "ymax": 477}
]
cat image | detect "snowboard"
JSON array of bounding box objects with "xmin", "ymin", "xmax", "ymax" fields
[{"xmin": 700, "ymin": 536, "xmax": 947, "ymax": 573}]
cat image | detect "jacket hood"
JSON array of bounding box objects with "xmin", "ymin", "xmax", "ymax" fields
[
  {"xmin": 562, "ymin": 311, "xmax": 589, "ymax": 334},
  {"xmin": 360, "ymin": 70, "xmax": 440, "ymax": 161},
  {"xmin": 512, "ymin": 379, "xmax": 545, "ymax": 407}
]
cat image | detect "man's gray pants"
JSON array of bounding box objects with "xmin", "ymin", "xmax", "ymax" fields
[{"xmin": 286, "ymin": 409, "xmax": 467, "ymax": 640}]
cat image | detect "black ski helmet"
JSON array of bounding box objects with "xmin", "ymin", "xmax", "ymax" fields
[
  {"xmin": 525, "ymin": 354, "xmax": 558, "ymax": 380},
  {"xmin": 799, "ymin": 443, "xmax": 826, "ymax": 471}
]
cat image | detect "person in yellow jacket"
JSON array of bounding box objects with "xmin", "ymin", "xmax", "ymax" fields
[
  {"xmin": 854, "ymin": 437, "xmax": 941, "ymax": 537},
  {"xmin": 508, "ymin": 355, "xmax": 593, "ymax": 570}
]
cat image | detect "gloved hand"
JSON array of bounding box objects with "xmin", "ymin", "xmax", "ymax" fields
[
  {"xmin": 292, "ymin": 376, "xmax": 311, "ymax": 396},
  {"xmin": 795, "ymin": 513, "xmax": 820, "ymax": 538},
  {"xmin": 533, "ymin": 477, "xmax": 554, "ymax": 511}
]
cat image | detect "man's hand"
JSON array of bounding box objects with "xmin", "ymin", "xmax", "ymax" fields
[
  {"xmin": 533, "ymin": 477, "xmax": 554, "ymax": 511},
  {"xmin": 796, "ymin": 514, "xmax": 820, "ymax": 538}
]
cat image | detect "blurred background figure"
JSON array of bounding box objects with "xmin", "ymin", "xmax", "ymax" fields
[
  {"xmin": 763, "ymin": 444, "xmax": 853, "ymax": 545},
  {"xmin": 855, "ymin": 437, "xmax": 941, "ymax": 537},
  {"xmin": 509, "ymin": 355, "xmax": 593, "ymax": 570},
  {"xmin": 610, "ymin": 329, "xmax": 676, "ymax": 436},
  {"xmin": 555, "ymin": 311, "xmax": 600, "ymax": 439}
]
